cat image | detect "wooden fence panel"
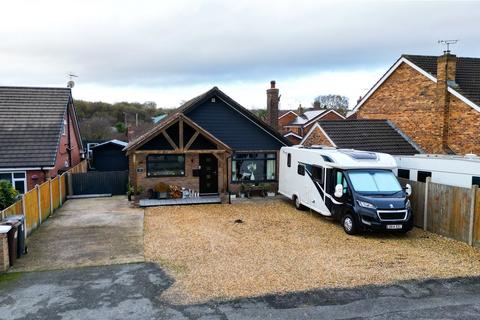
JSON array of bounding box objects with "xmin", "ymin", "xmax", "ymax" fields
[
  {"xmin": 24, "ymin": 188, "xmax": 39, "ymax": 235},
  {"xmin": 474, "ymin": 188, "xmax": 480, "ymax": 248},
  {"xmin": 51, "ymin": 177, "xmax": 60, "ymax": 210},
  {"xmin": 398, "ymin": 178, "xmax": 425, "ymax": 228},
  {"xmin": 1, "ymin": 201, "xmax": 23, "ymax": 219},
  {"xmin": 427, "ymin": 182, "xmax": 473, "ymax": 243},
  {"xmin": 39, "ymin": 182, "xmax": 51, "ymax": 221}
]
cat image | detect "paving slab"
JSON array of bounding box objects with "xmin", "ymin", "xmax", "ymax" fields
[{"xmin": 11, "ymin": 196, "xmax": 144, "ymax": 272}]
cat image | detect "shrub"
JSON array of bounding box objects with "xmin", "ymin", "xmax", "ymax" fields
[{"xmin": 0, "ymin": 180, "xmax": 18, "ymax": 210}]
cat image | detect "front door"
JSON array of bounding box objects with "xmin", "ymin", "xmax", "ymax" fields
[{"xmin": 199, "ymin": 154, "xmax": 218, "ymax": 195}]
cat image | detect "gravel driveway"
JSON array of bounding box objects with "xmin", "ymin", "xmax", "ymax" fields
[
  {"xmin": 145, "ymin": 198, "xmax": 480, "ymax": 303},
  {"xmin": 11, "ymin": 196, "xmax": 144, "ymax": 272}
]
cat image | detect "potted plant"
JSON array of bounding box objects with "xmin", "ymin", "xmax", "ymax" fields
[
  {"xmin": 127, "ymin": 183, "xmax": 134, "ymax": 201},
  {"xmin": 239, "ymin": 183, "xmax": 246, "ymax": 198},
  {"xmin": 262, "ymin": 183, "xmax": 276, "ymax": 197}
]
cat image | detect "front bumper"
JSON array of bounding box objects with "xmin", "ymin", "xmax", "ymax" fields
[{"xmin": 357, "ymin": 208, "xmax": 413, "ymax": 232}]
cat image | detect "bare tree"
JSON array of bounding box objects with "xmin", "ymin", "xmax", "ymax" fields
[{"xmin": 312, "ymin": 95, "xmax": 349, "ymax": 116}]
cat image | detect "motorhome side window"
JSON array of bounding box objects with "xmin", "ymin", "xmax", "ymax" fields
[
  {"xmin": 397, "ymin": 169, "xmax": 410, "ymax": 179},
  {"xmin": 417, "ymin": 171, "xmax": 431, "ymax": 183},
  {"xmin": 336, "ymin": 171, "xmax": 348, "ymax": 194},
  {"xmin": 473, "ymin": 176, "xmax": 480, "ymax": 187},
  {"xmin": 297, "ymin": 164, "xmax": 305, "ymax": 176},
  {"xmin": 312, "ymin": 166, "xmax": 323, "ymax": 181},
  {"xmin": 287, "ymin": 153, "xmax": 291, "ymax": 167}
]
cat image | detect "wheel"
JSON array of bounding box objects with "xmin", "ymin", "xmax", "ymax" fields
[
  {"xmin": 342, "ymin": 213, "xmax": 358, "ymax": 235},
  {"xmin": 293, "ymin": 196, "xmax": 305, "ymax": 211}
]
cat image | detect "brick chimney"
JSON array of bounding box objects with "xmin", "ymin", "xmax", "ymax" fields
[
  {"xmin": 313, "ymin": 100, "xmax": 321, "ymax": 110},
  {"xmin": 436, "ymin": 52, "xmax": 457, "ymax": 152},
  {"xmin": 266, "ymin": 80, "xmax": 279, "ymax": 130}
]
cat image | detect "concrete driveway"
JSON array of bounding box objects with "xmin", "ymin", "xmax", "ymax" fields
[
  {"xmin": 1, "ymin": 263, "xmax": 480, "ymax": 320},
  {"xmin": 11, "ymin": 196, "xmax": 144, "ymax": 272}
]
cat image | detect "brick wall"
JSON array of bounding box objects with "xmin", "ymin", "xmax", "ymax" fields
[
  {"xmin": 0, "ymin": 234, "xmax": 8, "ymax": 272},
  {"xmin": 356, "ymin": 62, "xmax": 445, "ymax": 153},
  {"xmin": 356, "ymin": 61, "xmax": 480, "ymax": 155},
  {"xmin": 133, "ymin": 153, "xmax": 201, "ymax": 196},
  {"xmin": 447, "ymin": 95, "xmax": 480, "ymax": 154},
  {"xmin": 302, "ymin": 126, "xmax": 334, "ymax": 147},
  {"xmin": 278, "ymin": 112, "xmax": 297, "ymax": 134}
]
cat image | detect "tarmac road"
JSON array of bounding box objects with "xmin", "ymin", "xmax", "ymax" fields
[{"xmin": 1, "ymin": 262, "xmax": 480, "ymax": 320}]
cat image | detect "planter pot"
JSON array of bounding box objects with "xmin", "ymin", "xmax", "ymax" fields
[
  {"xmin": 127, "ymin": 193, "xmax": 132, "ymax": 201},
  {"xmin": 267, "ymin": 192, "xmax": 276, "ymax": 197},
  {"xmin": 239, "ymin": 193, "xmax": 246, "ymax": 198},
  {"xmin": 230, "ymin": 194, "xmax": 237, "ymax": 199}
]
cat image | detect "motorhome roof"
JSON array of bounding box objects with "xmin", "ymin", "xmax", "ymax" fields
[{"xmin": 284, "ymin": 145, "xmax": 397, "ymax": 170}]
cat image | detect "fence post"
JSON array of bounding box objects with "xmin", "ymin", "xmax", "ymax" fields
[
  {"xmin": 423, "ymin": 177, "xmax": 430, "ymax": 231},
  {"xmin": 36, "ymin": 184, "xmax": 42, "ymax": 225},
  {"xmin": 59, "ymin": 176, "xmax": 63, "ymax": 206},
  {"xmin": 67, "ymin": 172, "xmax": 73, "ymax": 196},
  {"xmin": 22, "ymin": 195, "xmax": 27, "ymax": 240},
  {"xmin": 49, "ymin": 178, "xmax": 53, "ymax": 215},
  {"xmin": 468, "ymin": 185, "xmax": 478, "ymax": 246}
]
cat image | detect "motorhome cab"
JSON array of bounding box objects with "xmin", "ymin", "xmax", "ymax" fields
[{"xmin": 279, "ymin": 146, "xmax": 413, "ymax": 235}]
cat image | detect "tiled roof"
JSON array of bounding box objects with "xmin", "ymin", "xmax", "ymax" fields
[
  {"xmin": 403, "ymin": 54, "xmax": 480, "ymax": 106},
  {"xmin": 0, "ymin": 86, "xmax": 71, "ymax": 168},
  {"xmin": 287, "ymin": 110, "xmax": 327, "ymax": 126},
  {"xmin": 318, "ymin": 119, "xmax": 422, "ymax": 155}
]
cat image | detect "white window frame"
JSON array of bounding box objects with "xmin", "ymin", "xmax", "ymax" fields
[{"xmin": 0, "ymin": 171, "xmax": 27, "ymax": 194}]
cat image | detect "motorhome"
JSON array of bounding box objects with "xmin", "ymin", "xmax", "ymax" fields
[
  {"xmin": 394, "ymin": 154, "xmax": 480, "ymax": 189},
  {"xmin": 279, "ymin": 145, "xmax": 413, "ymax": 234}
]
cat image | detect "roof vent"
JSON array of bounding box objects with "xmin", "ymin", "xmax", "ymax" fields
[{"xmin": 339, "ymin": 149, "xmax": 378, "ymax": 160}]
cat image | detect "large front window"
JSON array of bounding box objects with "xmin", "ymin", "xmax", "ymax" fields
[
  {"xmin": 0, "ymin": 172, "xmax": 26, "ymax": 194},
  {"xmin": 347, "ymin": 170, "xmax": 402, "ymax": 194},
  {"xmin": 147, "ymin": 154, "xmax": 185, "ymax": 177},
  {"xmin": 231, "ymin": 153, "xmax": 276, "ymax": 182}
]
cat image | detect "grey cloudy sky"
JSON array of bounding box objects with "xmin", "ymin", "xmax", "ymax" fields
[{"xmin": 1, "ymin": 0, "xmax": 479, "ymax": 109}]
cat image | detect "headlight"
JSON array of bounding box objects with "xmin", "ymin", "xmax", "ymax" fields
[
  {"xmin": 406, "ymin": 199, "xmax": 411, "ymax": 209},
  {"xmin": 357, "ymin": 200, "xmax": 376, "ymax": 209}
]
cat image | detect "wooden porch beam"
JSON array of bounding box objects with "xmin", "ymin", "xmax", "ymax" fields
[
  {"xmin": 134, "ymin": 149, "xmax": 227, "ymax": 155},
  {"xmin": 184, "ymin": 131, "xmax": 200, "ymax": 151},
  {"xmin": 179, "ymin": 118, "xmax": 184, "ymax": 150},
  {"xmin": 162, "ymin": 130, "xmax": 178, "ymax": 150}
]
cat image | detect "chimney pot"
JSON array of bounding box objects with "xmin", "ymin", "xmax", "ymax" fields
[{"xmin": 270, "ymin": 80, "xmax": 276, "ymax": 89}]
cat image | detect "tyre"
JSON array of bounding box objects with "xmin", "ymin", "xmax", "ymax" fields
[
  {"xmin": 342, "ymin": 213, "xmax": 358, "ymax": 235},
  {"xmin": 293, "ymin": 196, "xmax": 305, "ymax": 211}
]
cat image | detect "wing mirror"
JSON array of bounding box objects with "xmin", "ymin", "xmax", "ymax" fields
[
  {"xmin": 405, "ymin": 183, "xmax": 412, "ymax": 197},
  {"xmin": 334, "ymin": 184, "xmax": 343, "ymax": 198}
]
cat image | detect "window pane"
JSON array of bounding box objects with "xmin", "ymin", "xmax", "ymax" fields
[
  {"xmin": 13, "ymin": 172, "xmax": 25, "ymax": 179},
  {"xmin": 0, "ymin": 173, "xmax": 12, "ymax": 183},
  {"xmin": 147, "ymin": 154, "xmax": 185, "ymax": 176},
  {"xmin": 233, "ymin": 159, "xmax": 265, "ymax": 181},
  {"xmin": 348, "ymin": 171, "xmax": 402, "ymax": 193},
  {"xmin": 397, "ymin": 169, "xmax": 410, "ymax": 179},
  {"xmin": 266, "ymin": 159, "xmax": 276, "ymax": 180},
  {"xmin": 297, "ymin": 165, "xmax": 305, "ymax": 176},
  {"xmin": 312, "ymin": 166, "xmax": 323, "ymax": 181},
  {"xmin": 14, "ymin": 181, "xmax": 25, "ymax": 194}
]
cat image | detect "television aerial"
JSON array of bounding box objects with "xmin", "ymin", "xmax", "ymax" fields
[{"xmin": 67, "ymin": 73, "xmax": 78, "ymax": 88}]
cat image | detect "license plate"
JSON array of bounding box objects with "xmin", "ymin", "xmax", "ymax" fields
[{"xmin": 386, "ymin": 224, "xmax": 403, "ymax": 230}]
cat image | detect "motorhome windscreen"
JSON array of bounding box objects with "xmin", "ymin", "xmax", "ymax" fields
[{"xmin": 347, "ymin": 170, "xmax": 402, "ymax": 193}]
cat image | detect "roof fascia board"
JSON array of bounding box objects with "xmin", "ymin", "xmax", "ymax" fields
[
  {"xmin": 317, "ymin": 125, "xmax": 337, "ymax": 147},
  {"xmin": 351, "ymin": 57, "xmax": 437, "ymax": 113},
  {"xmin": 278, "ymin": 110, "xmax": 298, "ymax": 120},
  {"xmin": 300, "ymin": 122, "xmax": 337, "ymax": 147},
  {"xmin": 283, "ymin": 132, "xmax": 302, "ymax": 139},
  {"xmin": 0, "ymin": 167, "xmax": 55, "ymax": 171},
  {"xmin": 303, "ymin": 109, "xmax": 346, "ymax": 127},
  {"xmin": 447, "ymin": 87, "xmax": 480, "ymax": 113},
  {"xmin": 351, "ymin": 56, "xmax": 480, "ymax": 114}
]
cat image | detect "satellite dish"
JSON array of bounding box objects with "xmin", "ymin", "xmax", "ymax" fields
[{"xmin": 67, "ymin": 80, "xmax": 75, "ymax": 88}]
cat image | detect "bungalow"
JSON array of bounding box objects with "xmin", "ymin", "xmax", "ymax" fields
[
  {"xmin": 0, "ymin": 86, "xmax": 83, "ymax": 192},
  {"xmin": 125, "ymin": 82, "xmax": 290, "ymax": 201}
]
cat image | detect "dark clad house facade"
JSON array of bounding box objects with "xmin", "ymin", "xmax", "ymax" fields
[
  {"xmin": 0, "ymin": 86, "xmax": 83, "ymax": 192},
  {"xmin": 91, "ymin": 140, "xmax": 128, "ymax": 172},
  {"xmin": 125, "ymin": 86, "xmax": 290, "ymax": 201}
]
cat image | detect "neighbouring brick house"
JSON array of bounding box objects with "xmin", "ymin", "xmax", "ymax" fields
[
  {"xmin": 301, "ymin": 119, "xmax": 422, "ymax": 155},
  {"xmin": 351, "ymin": 52, "xmax": 480, "ymax": 155},
  {"xmin": 0, "ymin": 87, "xmax": 83, "ymax": 193},
  {"xmin": 280, "ymin": 108, "xmax": 345, "ymax": 144},
  {"xmin": 125, "ymin": 84, "xmax": 290, "ymax": 201}
]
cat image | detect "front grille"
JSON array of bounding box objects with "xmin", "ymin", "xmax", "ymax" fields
[{"xmin": 377, "ymin": 210, "xmax": 407, "ymax": 221}]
